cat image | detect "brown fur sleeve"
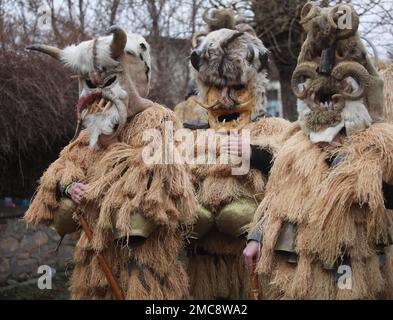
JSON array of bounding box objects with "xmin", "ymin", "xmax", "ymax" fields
[{"xmin": 24, "ymin": 131, "xmax": 91, "ymax": 225}]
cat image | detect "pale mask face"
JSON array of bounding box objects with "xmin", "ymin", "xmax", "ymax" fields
[
  {"xmin": 27, "ymin": 27, "xmax": 151, "ymax": 149},
  {"xmin": 76, "ymin": 46, "xmax": 150, "ymax": 148},
  {"xmin": 76, "ymin": 66, "xmax": 127, "ymax": 149}
]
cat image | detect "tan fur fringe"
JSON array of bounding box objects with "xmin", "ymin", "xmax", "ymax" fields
[
  {"xmin": 187, "ymin": 117, "xmax": 290, "ymax": 299},
  {"xmin": 254, "ymin": 122, "xmax": 393, "ymax": 299},
  {"xmin": 25, "ymin": 104, "xmax": 197, "ymax": 300}
]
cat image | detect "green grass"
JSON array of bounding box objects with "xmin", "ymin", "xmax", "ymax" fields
[{"xmin": 0, "ymin": 273, "xmax": 70, "ymax": 300}]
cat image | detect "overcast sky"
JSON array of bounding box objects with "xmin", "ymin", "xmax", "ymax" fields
[
  {"xmin": 354, "ymin": 0, "xmax": 393, "ymax": 58},
  {"xmin": 18, "ymin": 0, "xmax": 393, "ymax": 59}
]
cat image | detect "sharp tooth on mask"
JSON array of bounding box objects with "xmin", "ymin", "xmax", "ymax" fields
[
  {"xmin": 98, "ymin": 98, "xmax": 105, "ymax": 110},
  {"xmin": 90, "ymin": 101, "xmax": 96, "ymax": 112},
  {"xmin": 223, "ymin": 119, "xmax": 226, "ymax": 124},
  {"xmin": 103, "ymin": 101, "xmax": 112, "ymax": 112}
]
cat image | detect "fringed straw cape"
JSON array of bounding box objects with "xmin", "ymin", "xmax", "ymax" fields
[
  {"xmin": 253, "ymin": 122, "xmax": 393, "ymax": 299},
  {"xmin": 25, "ymin": 104, "xmax": 197, "ymax": 299},
  {"xmin": 187, "ymin": 117, "xmax": 289, "ymax": 299}
]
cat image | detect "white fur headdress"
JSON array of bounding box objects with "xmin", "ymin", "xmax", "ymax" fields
[
  {"xmin": 27, "ymin": 27, "xmax": 151, "ymax": 78},
  {"xmin": 61, "ymin": 33, "xmax": 151, "ymax": 75}
]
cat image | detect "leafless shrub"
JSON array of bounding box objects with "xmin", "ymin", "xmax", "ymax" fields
[{"xmin": 0, "ymin": 51, "xmax": 77, "ymax": 161}]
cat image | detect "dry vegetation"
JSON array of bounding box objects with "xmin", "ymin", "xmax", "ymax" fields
[
  {"xmin": 0, "ymin": 52, "xmax": 77, "ymax": 196},
  {"xmin": 0, "ymin": 53, "xmax": 77, "ymax": 160}
]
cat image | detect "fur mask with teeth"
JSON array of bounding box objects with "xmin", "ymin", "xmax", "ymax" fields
[
  {"xmin": 190, "ymin": 27, "xmax": 269, "ymax": 130},
  {"xmin": 27, "ymin": 26, "xmax": 152, "ymax": 149},
  {"xmin": 293, "ymin": 3, "xmax": 384, "ymax": 144}
]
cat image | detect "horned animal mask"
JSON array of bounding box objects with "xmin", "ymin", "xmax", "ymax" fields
[
  {"xmin": 27, "ymin": 26, "xmax": 152, "ymax": 148},
  {"xmin": 293, "ymin": 3, "xmax": 384, "ymax": 143},
  {"xmin": 191, "ymin": 26, "xmax": 269, "ymax": 130}
]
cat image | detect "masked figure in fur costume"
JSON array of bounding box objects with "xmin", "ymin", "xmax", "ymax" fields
[
  {"xmin": 24, "ymin": 26, "xmax": 196, "ymax": 300},
  {"xmin": 244, "ymin": 2, "xmax": 393, "ymax": 299},
  {"xmin": 176, "ymin": 7, "xmax": 246, "ymax": 126},
  {"xmin": 185, "ymin": 8, "xmax": 289, "ymax": 300}
]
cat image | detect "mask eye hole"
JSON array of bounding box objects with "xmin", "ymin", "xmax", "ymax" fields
[
  {"xmin": 232, "ymin": 84, "xmax": 245, "ymax": 90},
  {"xmin": 190, "ymin": 50, "xmax": 201, "ymax": 71},
  {"xmin": 85, "ymin": 79, "xmax": 97, "ymax": 89},
  {"xmin": 104, "ymin": 76, "xmax": 117, "ymax": 88}
]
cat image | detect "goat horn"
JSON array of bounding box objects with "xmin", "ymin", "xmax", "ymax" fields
[
  {"xmin": 203, "ymin": 8, "xmax": 219, "ymax": 26},
  {"xmin": 26, "ymin": 44, "xmax": 62, "ymax": 60},
  {"xmin": 108, "ymin": 25, "xmax": 127, "ymax": 59},
  {"xmin": 331, "ymin": 61, "xmax": 369, "ymax": 100},
  {"xmin": 291, "ymin": 62, "xmax": 318, "ymax": 99},
  {"xmin": 247, "ymin": 44, "xmax": 255, "ymax": 63},
  {"xmin": 191, "ymin": 31, "xmax": 207, "ymax": 48},
  {"xmin": 300, "ymin": 2, "xmax": 320, "ymax": 25}
]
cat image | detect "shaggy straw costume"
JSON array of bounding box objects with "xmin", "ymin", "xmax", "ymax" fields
[
  {"xmin": 253, "ymin": 122, "xmax": 393, "ymax": 299},
  {"xmin": 24, "ymin": 27, "xmax": 196, "ymax": 299},
  {"xmin": 250, "ymin": 3, "xmax": 393, "ymax": 299},
  {"xmin": 380, "ymin": 63, "xmax": 393, "ymax": 122},
  {"xmin": 186, "ymin": 10, "xmax": 289, "ymax": 299},
  {"xmin": 188, "ymin": 118, "xmax": 288, "ymax": 299}
]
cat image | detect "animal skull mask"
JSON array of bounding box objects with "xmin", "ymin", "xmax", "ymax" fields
[
  {"xmin": 190, "ymin": 27, "xmax": 269, "ymax": 130},
  {"xmin": 27, "ymin": 26, "xmax": 152, "ymax": 148},
  {"xmin": 293, "ymin": 2, "xmax": 384, "ymax": 143}
]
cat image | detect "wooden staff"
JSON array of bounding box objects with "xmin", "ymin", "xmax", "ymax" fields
[
  {"xmin": 79, "ymin": 216, "xmax": 124, "ymax": 300},
  {"xmin": 250, "ymin": 264, "xmax": 261, "ymax": 300}
]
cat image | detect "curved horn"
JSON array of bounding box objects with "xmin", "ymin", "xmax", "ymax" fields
[
  {"xmin": 291, "ymin": 62, "xmax": 318, "ymax": 99},
  {"xmin": 190, "ymin": 49, "xmax": 202, "ymax": 71},
  {"xmin": 26, "ymin": 44, "xmax": 62, "ymax": 60},
  {"xmin": 329, "ymin": 4, "xmax": 359, "ymax": 39},
  {"xmin": 331, "ymin": 61, "xmax": 369, "ymax": 100},
  {"xmin": 191, "ymin": 31, "xmax": 207, "ymax": 48},
  {"xmin": 300, "ymin": 2, "xmax": 320, "ymax": 25},
  {"xmin": 203, "ymin": 8, "xmax": 219, "ymax": 26},
  {"xmin": 108, "ymin": 25, "xmax": 127, "ymax": 59},
  {"xmin": 246, "ymin": 44, "xmax": 255, "ymax": 63}
]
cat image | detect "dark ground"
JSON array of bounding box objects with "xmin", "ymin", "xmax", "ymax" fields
[{"xmin": 0, "ymin": 273, "xmax": 70, "ymax": 300}]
